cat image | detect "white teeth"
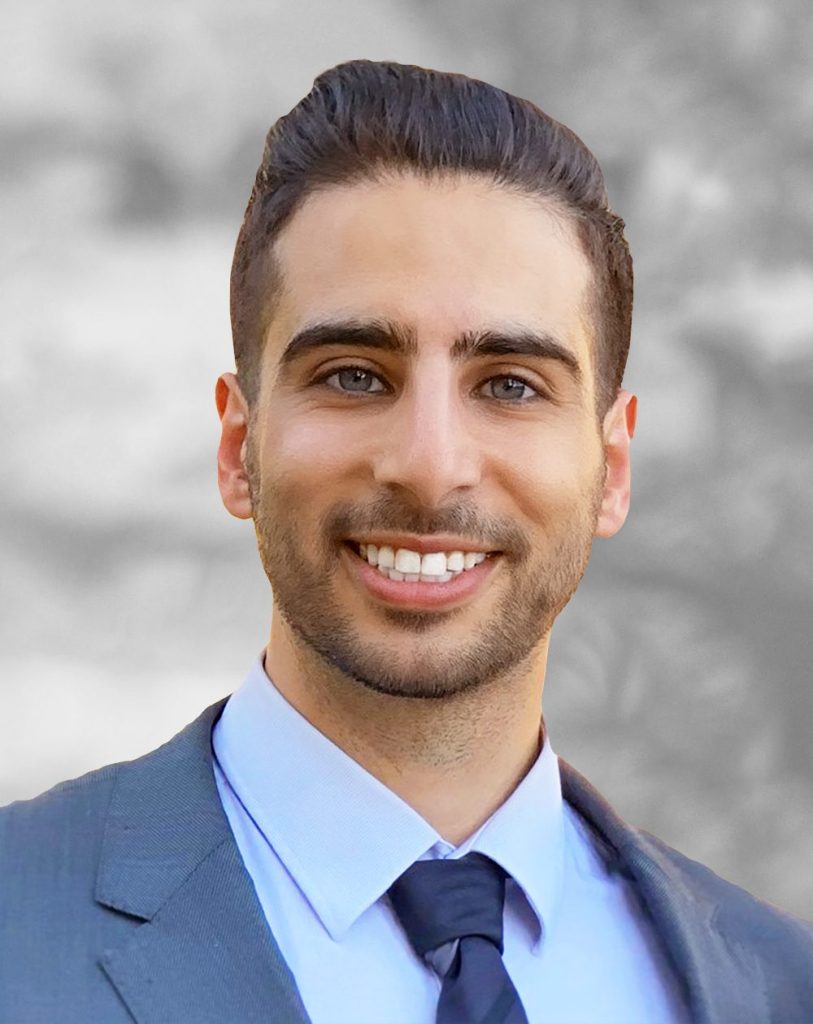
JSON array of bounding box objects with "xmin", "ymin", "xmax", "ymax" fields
[
  {"xmin": 394, "ymin": 548, "xmax": 422, "ymax": 574},
  {"xmin": 422, "ymin": 571, "xmax": 453, "ymax": 583},
  {"xmin": 358, "ymin": 541, "xmax": 494, "ymax": 583},
  {"xmin": 420, "ymin": 552, "xmax": 447, "ymax": 576},
  {"xmin": 446, "ymin": 550, "xmax": 464, "ymax": 572}
]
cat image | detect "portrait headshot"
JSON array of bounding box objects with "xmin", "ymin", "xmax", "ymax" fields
[{"xmin": 2, "ymin": 4, "xmax": 812, "ymax": 1024}]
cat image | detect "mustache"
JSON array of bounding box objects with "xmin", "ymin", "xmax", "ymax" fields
[{"xmin": 324, "ymin": 494, "xmax": 532, "ymax": 559}]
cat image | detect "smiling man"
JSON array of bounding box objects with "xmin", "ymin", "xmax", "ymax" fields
[{"xmin": 2, "ymin": 60, "xmax": 812, "ymax": 1024}]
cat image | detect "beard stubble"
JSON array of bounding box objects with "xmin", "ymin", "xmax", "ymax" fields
[{"xmin": 247, "ymin": 445, "xmax": 606, "ymax": 701}]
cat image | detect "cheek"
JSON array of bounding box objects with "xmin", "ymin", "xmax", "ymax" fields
[
  {"xmin": 498, "ymin": 429, "xmax": 602, "ymax": 528},
  {"xmin": 262, "ymin": 411, "xmax": 362, "ymax": 494}
]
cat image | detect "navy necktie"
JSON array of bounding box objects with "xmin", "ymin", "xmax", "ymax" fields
[{"xmin": 388, "ymin": 852, "xmax": 529, "ymax": 1024}]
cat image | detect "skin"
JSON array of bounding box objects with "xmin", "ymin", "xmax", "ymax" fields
[{"xmin": 216, "ymin": 173, "xmax": 637, "ymax": 844}]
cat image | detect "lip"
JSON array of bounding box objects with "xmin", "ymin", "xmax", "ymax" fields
[
  {"xmin": 344, "ymin": 533, "xmax": 498, "ymax": 556},
  {"xmin": 342, "ymin": 542, "xmax": 500, "ymax": 610}
]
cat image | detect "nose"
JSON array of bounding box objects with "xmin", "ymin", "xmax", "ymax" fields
[{"xmin": 372, "ymin": 365, "xmax": 482, "ymax": 507}]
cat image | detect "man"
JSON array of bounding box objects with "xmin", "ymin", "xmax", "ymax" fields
[{"xmin": 1, "ymin": 60, "xmax": 811, "ymax": 1024}]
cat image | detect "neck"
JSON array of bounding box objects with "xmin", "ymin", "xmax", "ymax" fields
[{"xmin": 263, "ymin": 620, "xmax": 548, "ymax": 846}]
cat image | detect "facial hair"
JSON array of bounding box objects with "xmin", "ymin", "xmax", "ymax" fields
[{"xmin": 247, "ymin": 443, "xmax": 605, "ymax": 701}]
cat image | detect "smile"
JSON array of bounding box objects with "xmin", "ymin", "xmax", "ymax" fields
[
  {"xmin": 343, "ymin": 540, "xmax": 501, "ymax": 610},
  {"xmin": 350, "ymin": 541, "xmax": 493, "ymax": 583}
]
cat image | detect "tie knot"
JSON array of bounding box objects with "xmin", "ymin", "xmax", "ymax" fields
[{"xmin": 388, "ymin": 852, "xmax": 507, "ymax": 958}]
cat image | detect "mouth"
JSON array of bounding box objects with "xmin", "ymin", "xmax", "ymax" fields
[
  {"xmin": 341, "ymin": 539, "xmax": 502, "ymax": 610},
  {"xmin": 345, "ymin": 539, "xmax": 500, "ymax": 583}
]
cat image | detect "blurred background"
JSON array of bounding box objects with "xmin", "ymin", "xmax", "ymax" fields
[{"xmin": 2, "ymin": 0, "xmax": 811, "ymax": 917}]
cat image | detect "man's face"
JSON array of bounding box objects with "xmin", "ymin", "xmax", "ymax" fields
[{"xmin": 246, "ymin": 174, "xmax": 609, "ymax": 699}]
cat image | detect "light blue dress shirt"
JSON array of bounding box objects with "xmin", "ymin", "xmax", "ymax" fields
[{"xmin": 212, "ymin": 659, "xmax": 688, "ymax": 1024}]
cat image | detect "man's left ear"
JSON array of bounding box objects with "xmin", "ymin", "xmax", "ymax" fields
[{"xmin": 595, "ymin": 389, "xmax": 637, "ymax": 539}]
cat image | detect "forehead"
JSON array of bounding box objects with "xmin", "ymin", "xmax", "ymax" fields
[{"xmin": 267, "ymin": 173, "xmax": 594, "ymax": 374}]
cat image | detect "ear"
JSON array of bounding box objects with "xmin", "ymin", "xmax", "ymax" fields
[
  {"xmin": 595, "ymin": 389, "xmax": 637, "ymax": 539},
  {"xmin": 215, "ymin": 372, "xmax": 253, "ymax": 520}
]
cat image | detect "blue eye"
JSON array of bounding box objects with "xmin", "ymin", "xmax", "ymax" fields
[
  {"xmin": 484, "ymin": 376, "xmax": 539, "ymax": 401},
  {"xmin": 324, "ymin": 367, "xmax": 386, "ymax": 393}
]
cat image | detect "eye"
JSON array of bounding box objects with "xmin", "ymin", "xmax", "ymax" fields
[
  {"xmin": 480, "ymin": 375, "xmax": 541, "ymax": 402},
  {"xmin": 322, "ymin": 366, "xmax": 387, "ymax": 394}
]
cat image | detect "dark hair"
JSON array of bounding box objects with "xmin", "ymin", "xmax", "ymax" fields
[{"xmin": 231, "ymin": 60, "xmax": 632, "ymax": 420}]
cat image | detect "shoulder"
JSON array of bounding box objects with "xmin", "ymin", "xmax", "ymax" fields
[
  {"xmin": 0, "ymin": 703, "xmax": 228, "ymax": 1020},
  {"xmin": 1, "ymin": 760, "xmax": 121, "ymax": 857},
  {"xmin": 0, "ymin": 760, "xmax": 130, "ymax": 1015},
  {"xmin": 560, "ymin": 756, "xmax": 813, "ymax": 1018},
  {"xmin": 640, "ymin": 828, "xmax": 813, "ymax": 1017},
  {"xmin": 0, "ymin": 759, "xmax": 127, "ymax": 919},
  {"xmin": 561, "ymin": 756, "xmax": 813, "ymax": 938},
  {"xmin": 0, "ymin": 696, "xmax": 229, "ymax": 852},
  {"xmin": 642, "ymin": 827, "xmax": 813, "ymax": 946},
  {"xmin": 0, "ymin": 697, "xmax": 229, "ymax": 901}
]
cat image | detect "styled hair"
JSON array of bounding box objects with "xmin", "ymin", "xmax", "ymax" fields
[{"xmin": 231, "ymin": 60, "xmax": 633, "ymax": 420}]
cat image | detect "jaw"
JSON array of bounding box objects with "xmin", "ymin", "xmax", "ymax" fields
[{"xmin": 266, "ymin": 536, "xmax": 559, "ymax": 707}]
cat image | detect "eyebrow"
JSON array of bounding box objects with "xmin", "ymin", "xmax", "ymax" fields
[{"xmin": 279, "ymin": 317, "xmax": 583, "ymax": 388}]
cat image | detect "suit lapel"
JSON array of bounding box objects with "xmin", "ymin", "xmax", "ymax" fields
[
  {"xmin": 559, "ymin": 759, "xmax": 769, "ymax": 1024},
  {"xmin": 95, "ymin": 699, "xmax": 311, "ymax": 1024},
  {"xmin": 92, "ymin": 695, "xmax": 771, "ymax": 1023}
]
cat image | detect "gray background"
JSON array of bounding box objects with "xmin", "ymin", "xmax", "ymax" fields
[{"xmin": 2, "ymin": 0, "xmax": 811, "ymax": 917}]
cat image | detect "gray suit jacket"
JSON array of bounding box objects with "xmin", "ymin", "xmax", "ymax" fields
[{"xmin": 1, "ymin": 698, "xmax": 812, "ymax": 1024}]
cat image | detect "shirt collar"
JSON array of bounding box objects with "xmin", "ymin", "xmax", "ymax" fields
[
  {"xmin": 452, "ymin": 734, "xmax": 565, "ymax": 952},
  {"xmin": 213, "ymin": 657, "xmax": 564, "ymax": 950}
]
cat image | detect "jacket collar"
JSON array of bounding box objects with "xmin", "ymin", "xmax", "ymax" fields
[
  {"xmin": 559, "ymin": 759, "xmax": 769, "ymax": 1024},
  {"xmin": 94, "ymin": 697, "xmax": 767, "ymax": 1024},
  {"xmin": 95, "ymin": 698, "xmax": 311, "ymax": 1024}
]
